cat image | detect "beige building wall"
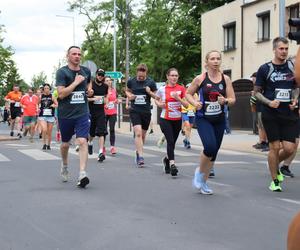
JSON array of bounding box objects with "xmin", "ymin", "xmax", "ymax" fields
[
  {"xmin": 202, "ymin": 0, "xmax": 300, "ymax": 81},
  {"xmin": 202, "ymin": 0, "xmax": 243, "ymax": 80}
]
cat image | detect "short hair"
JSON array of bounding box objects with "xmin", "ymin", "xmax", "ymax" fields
[
  {"xmin": 136, "ymin": 63, "xmax": 148, "ymax": 72},
  {"xmin": 67, "ymin": 46, "xmax": 81, "ymax": 53},
  {"xmin": 272, "ymin": 37, "xmax": 288, "ymax": 49},
  {"xmin": 166, "ymin": 68, "xmax": 178, "ymax": 76},
  {"xmin": 43, "ymin": 83, "xmax": 51, "ymax": 90}
]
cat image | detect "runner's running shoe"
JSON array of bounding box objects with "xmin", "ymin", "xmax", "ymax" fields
[
  {"xmin": 88, "ymin": 143, "xmax": 93, "ymax": 155},
  {"xmin": 10, "ymin": 131, "xmax": 14, "ymax": 137},
  {"xmin": 42, "ymin": 144, "xmax": 47, "ymax": 151},
  {"xmin": 77, "ymin": 171, "xmax": 89, "ymax": 188},
  {"xmin": 157, "ymin": 137, "xmax": 165, "ymax": 148},
  {"xmin": 110, "ymin": 146, "xmax": 117, "ymax": 155},
  {"xmin": 46, "ymin": 145, "xmax": 51, "ymax": 150},
  {"xmin": 269, "ymin": 179, "xmax": 282, "ymax": 192},
  {"xmin": 170, "ymin": 164, "xmax": 178, "ymax": 177},
  {"xmin": 183, "ymin": 139, "xmax": 188, "ymax": 148},
  {"xmin": 277, "ymin": 171, "xmax": 284, "ymax": 183},
  {"xmin": 209, "ymin": 168, "xmax": 215, "ymax": 178},
  {"xmin": 193, "ymin": 169, "xmax": 202, "ymax": 190},
  {"xmin": 162, "ymin": 157, "xmax": 170, "ymax": 174},
  {"xmin": 98, "ymin": 153, "xmax": 105, "ymax": 162},
  {"xmin": 200, "ymin": 182, "xmax": 213, "ymax": 195},
  {"xmin": 186, "ymin": 140, "xmax": 191, "ymax": 149},
  {"xmin": 280, "ymin": 166, "xmax": 294, "ymax": 178},
  {"xmin": 75, "ymin": 145, "xmax": 80, "ymax": 152},
  {"xmin": 60, "ymin": 164, "xmax": 69, "ymax": 182}
]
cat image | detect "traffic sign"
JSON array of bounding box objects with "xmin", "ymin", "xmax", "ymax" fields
[{"xmin": 105, "ymin": 71, "xmax": 123, "ymax": 79}]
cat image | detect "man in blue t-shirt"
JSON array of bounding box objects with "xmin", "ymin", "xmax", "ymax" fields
[
  {"xmin": 56, "ymin": 46, "xmax": 93, "ymax": 188},
  {"xmin": 254, "ymin": 37, "xmax": 299, "ymax": 192}
]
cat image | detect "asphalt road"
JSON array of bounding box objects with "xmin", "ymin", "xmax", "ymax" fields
[{"xmin": 0, "ymin": 133, "xmax": 300, "ymax": 250}]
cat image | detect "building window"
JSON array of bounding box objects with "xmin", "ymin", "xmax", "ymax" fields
[
  {"xmin": 223, "ymin": 70, "xmax": 232, "ymax": 79},
  {"xmin": 257, "ymin": 11, "xmax": 270, "ymax": 42},
  {"xmin": 223, "ymin": 22, "xmax": 236, "ymax": 52}
]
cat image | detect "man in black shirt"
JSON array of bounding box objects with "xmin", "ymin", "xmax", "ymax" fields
[
  {"xmin": 125, "ymin": 64, "xmax": 157, "ymax": 166},
  {"xmin": 88, "ymin": 68, "xmax": 108, "ymax": 162},
  {"xmin": 254, "ymin": 37, "xmax": 299, "ymax": 192}
]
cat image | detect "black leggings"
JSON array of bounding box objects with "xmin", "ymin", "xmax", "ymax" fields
[
  {"xmin": 159, "ymin": 118, "xmax": 182, "ymax": 161},
  {"xmin": 106, "ymin": 114, "xmax": 117, "ymax": 146}
]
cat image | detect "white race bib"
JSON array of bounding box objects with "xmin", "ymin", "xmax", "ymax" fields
[
  {"xmin": 94, "ymin": 96, "xmax": 104, "ymax": 105},
  {"xmin": 43, "ymin": 108, "xmax": 52, "ymax": 116},
  {"xmin": 187, "ymin": 110, "xmax": 195, "ymax": 117},
  {"xmin": 134, "ymin": 95, "xmax": 146, "ymax": 105},
  {"xmin": 14, "ymin": 102, "xmax": 20, "ymax": 107},
  {"xmin": 167, "ymin": 101, "xmax": 181, "ymax": 118},
  {"xmin": 70, "ymin": 91, "xmax": 85, "ymax": 104},
  {"xmin": 275, "ymin": 88, "xmax": 291, "ymax": 102},
  {"xmin": 205, "ymin": 101, "xmax": 222, "ymax": 116},
  {"xmin": 107, "ymin": 101, "xmax": 115, "ymax": 109}
]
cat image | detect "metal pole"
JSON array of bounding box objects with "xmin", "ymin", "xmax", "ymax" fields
[
  {"xmin": 113, "ymin": 0, "xmax": 117, "ymax": 89},
  {"xmin": 125, "ymin": 0, "xmax": 130, "ymax": 83},
  {"xmin": 279, "ymin": 0, "xmax": 285, "ymax": 37},
  {"xmin": 72, "ymin": 17, "xmax": 76, "ymax": 45},
  {"xmin": 56, "ymin": 15, "xmax": 76, "ymax": 45}
]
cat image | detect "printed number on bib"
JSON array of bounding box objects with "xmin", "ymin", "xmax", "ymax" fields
[
  {"xmin": 205, "ymin": 101, "xmax": 222, "ymax": 116},
  {"xmin": 70, "ymin": 91, "xmax": 85, "ymax": 104},
  {"xmin": 134, "ymin": 95, "xmax": 146, "ymax": 105},
  {"xmin": 275, "ymin": 88, "xmax": 291, "ymax": 102},
  {"xmin": 43, "ymin": 108, "xmax": 52, "ymax": 116},
  {"xmin": 107, "ymin": 102, "xmax": 114, "ymax": 109},
  {"xmin": 187, "ymin": 110, "xmax": 195, "ymax": 117},
  {"xmin": 14, "ymin": 102, "xmax": 20, "ymax": 107},
  {"xmin": 167, "ymin": 101, "xmax": 181, "ymax": 118},
  {"xmin": 94, "ymin": 96, "xmax": 104, "ymax": 105}
]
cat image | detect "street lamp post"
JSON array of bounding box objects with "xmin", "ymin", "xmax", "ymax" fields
[
  {"xmin": 56, "ymin": 15, "xmax": 76, "ymax": 45},
  {"xmin": 113, "ymin": 0, "xmax": 117, "ymax": 88}
]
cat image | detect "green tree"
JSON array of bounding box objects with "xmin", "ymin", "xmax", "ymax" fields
[
  {"xmin": 31, "ymin": 71, "xmax": 48, "ymax": 90},
  {"xmin": 0, "ymin": 19, "xmax": 26, "ymax": 105}
]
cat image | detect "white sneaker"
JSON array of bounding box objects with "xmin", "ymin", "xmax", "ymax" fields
[
  {"xmin": 60, "ymin": 164, "xmax": 69, "ymax": 182},
  {"xmin": 75, "ymin": 145, "xmax": 80, "ymax": 152},
  {"xmin": 77, "ymin": 171, "xmax": 89, "ymax": 188},
  {"xmin": 157, "ymin": 136, "xmax": 165, "ymax": 148}
]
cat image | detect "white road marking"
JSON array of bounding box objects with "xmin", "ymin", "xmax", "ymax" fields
[
  {"xmin": 0, "ymin": 153, "xmax": 10, "ymax": 162},
  {"xmin": 18, "ymin": 149, "xmax": 60, "ymax": 160},
  {"xmin": 5, "ymin": 144, "xmax": 28, "ymax": 147},
  {"xmin": 214, "ymin": 161, "xmax": 250, "ymax": 165},
  {"xmin": 191, "ymin": 145, "xmax": 249, "ymax": 155},
  {"xmin": 277, "ymin": 198, "xmax": 300, "ymax": 205},
  {"xmin": 153, "ymin": 161, "xmax": 249, "ymax": 167},
  {"xmin": 144, "ymin": 145, "xmax": 198, "ymax": 157},
  {"xmin": 256, "ymin": 160, "xmax": 300, "ymax": 164},
  {"xmin": 117, "ymin": 147, "xmax": 156, "ymax": 157}
]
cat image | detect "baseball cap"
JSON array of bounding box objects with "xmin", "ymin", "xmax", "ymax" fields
[{"xmin": 96, "ymin": 68, "xmax": 105, "ymax": 76}]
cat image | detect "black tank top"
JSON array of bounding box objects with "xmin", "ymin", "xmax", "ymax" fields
[
  {"xmin": 197, "ymin": 72, "xmax": 226, "ymax": 123},
  {"xmin": 39, "ymin": 94, "xmax": 54, "ymax": 117}
]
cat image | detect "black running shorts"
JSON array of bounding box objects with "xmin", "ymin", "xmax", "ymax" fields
[
  {"xmin": 129, "ymin": 110, "xmax": 151, "ymax": 131},
  {"xmin": 262, "ymin": 114, "xmax": 298, "ymax": 143}
]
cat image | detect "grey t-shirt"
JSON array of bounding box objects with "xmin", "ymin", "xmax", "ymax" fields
[
  {"xmin": 127, "ymin": 77, "xmax": 157, "ymax": 113},
  {"xmin": 56, "ymin": 65, "xmax": 91, "ymax": 119}
]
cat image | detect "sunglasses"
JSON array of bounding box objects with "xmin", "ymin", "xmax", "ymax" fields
[{"xmin": 97, "ymin": 72, "xmax": 105, "ymax": 77}]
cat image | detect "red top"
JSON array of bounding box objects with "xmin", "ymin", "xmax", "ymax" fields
[
  {"xmin": 156, "ymin": 83, "xmax": 186, "ymax": 120},
  {"xmin": 20, "ymin": 94, "xmax": 39, "ymax": 116},
  {"xmin": 105, "ymin": 88, "xmax": 118, "ymax": 115}
]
